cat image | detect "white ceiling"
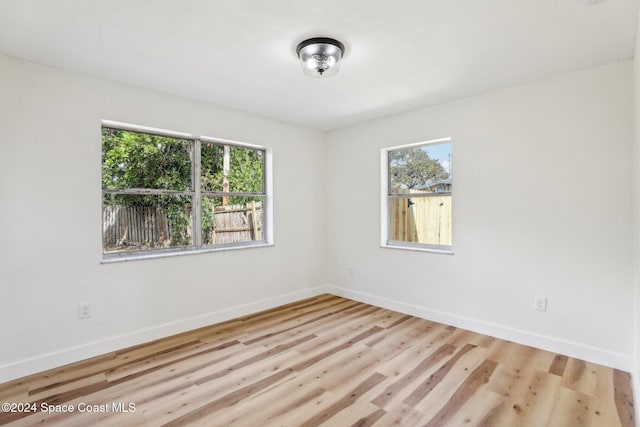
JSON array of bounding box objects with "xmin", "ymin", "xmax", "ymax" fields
[{"xmin": 0, "ymin": 0, "xmax": 638, "ymax": 131}]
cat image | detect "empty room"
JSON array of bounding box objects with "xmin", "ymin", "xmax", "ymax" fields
[{"xmin": 1, "ymin": 0, "xmax": 639, "ymax": 426}]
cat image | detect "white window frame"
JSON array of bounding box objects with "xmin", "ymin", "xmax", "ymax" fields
[
  {"xmin": 380, "ymin": 137, "xmax": 453, "ymax": 254},
  {"xmin": 101, "ymin": 120, "xmax": 273, "ymax": 262}
]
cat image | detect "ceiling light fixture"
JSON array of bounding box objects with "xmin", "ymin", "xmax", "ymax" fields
[{"xmin": 296, "ymin": 37, "xmax": 345, "ymax": 78}]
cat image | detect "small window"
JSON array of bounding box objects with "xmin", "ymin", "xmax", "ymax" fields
[
  {"xmin": 102, "ymin": 123, "xmax": 270, "ymax": 260},
  {"xmin": 382, "ymin": 138, "xmax": 452, "ymax": 252}
]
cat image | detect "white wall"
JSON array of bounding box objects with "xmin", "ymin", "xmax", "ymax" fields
[
  {"xmin": 633, "ymin": 10, "xmax": 640, "ymax": 417},
  {"xmin": 0, "ymin": 54, "xmax": 327, "ymax": 382},
  {"xmin": 326, "ymin": 61, "xmax": 634, "ymax": 369}
]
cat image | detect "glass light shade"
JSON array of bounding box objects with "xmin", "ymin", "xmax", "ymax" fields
[{"xmin": 296, "ymin": 38, "xmax": 345, "ymax": 78}]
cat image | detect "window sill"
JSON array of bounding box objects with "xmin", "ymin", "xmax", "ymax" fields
[
  {"xmin": 101, "ymin": 242, "xmax": 274, "ymax": 264},
  {"xmin": 381, "ymin": 243, "xmax": 454, "ymax": 255}
]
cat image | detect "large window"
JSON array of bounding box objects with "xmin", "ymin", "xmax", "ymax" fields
[
  {"xmin": 102, "ymin": 122, "xmax": 270, "ymax": 260},
  {"xmin": 382, "ymin": 138, "xmax": 452, "ymax": 252}
]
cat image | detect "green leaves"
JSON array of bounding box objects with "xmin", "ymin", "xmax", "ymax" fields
[
  {"xmin": 101, "ymin": 128, "xmax": 191, "ymax": 193},
  {"xmin": 200, "ymin": 144, "xmax": 263, "ymax": 193}
]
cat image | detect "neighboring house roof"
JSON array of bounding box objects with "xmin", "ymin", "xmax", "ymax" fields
[{"xmin": 414, "ymin": 179, "xmax": 451, "ymax": 191}]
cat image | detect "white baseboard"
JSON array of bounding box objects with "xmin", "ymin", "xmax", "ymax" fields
[
  {"xmin": 0, "ymin": 287, "xmax": 329, "ymax": 383},
  {"xmin": 324, "ymin": 285, "xmax": 633, "ymax": 372},
  {"xmin": 2, "ymin": 285, "xmax": 632, "ymax": 384}
]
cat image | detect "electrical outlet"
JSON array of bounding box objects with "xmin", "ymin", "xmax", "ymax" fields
[
  {"xmin": 534, "ymin": 296, "xmax": 547, "ymax": 312},
  {"xmin": 78, "ymin": 303, "xmax": 92, "ymax": 320}
]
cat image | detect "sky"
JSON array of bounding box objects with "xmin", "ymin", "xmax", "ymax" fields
[{"xmin": 422, "ymin": 142, "xmax": 451, "ymax": 175}]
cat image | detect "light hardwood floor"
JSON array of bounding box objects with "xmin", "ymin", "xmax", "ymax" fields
[{"xmin": 0, "ymin": 294, "xmax": 635, "ymax": 426}]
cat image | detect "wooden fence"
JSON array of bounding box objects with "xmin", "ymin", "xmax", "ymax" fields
[
  {"xmin": 103, "ymin": 201, "xmax": 262, "ymax": 252},
  {"xmin": 103, "ymin": 205, "xmax": 172, "ymax": 250},
  {"xmin": 206, "ymin": 201, "xmax": 263, "ymax": 245},
  {"xmin": 390, "ymin": 195, "xmax": 451, "ymax": 245}
]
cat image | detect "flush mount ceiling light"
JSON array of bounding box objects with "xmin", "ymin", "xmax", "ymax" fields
[{"xmin": 296, "ymin": 37, "xmax": 345, "ymax": 78}]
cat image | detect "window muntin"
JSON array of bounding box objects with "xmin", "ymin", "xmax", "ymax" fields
[
  {"xmin": 384, "ymin": 139, "xmax": 452, "ymax": 251},
  {"xmin": 102, "ymin": 125, "xmax": 268, "ymax": 259}
]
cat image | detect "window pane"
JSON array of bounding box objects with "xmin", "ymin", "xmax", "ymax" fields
[
  {"xmin": 102, "ymin": 127, "xmax": 192, "ymax": 191},
  {"xmin": 389, "ymin": 196, "xmax": 451, "ymax": 246},
  {"xmin": 201, "ymin": 144, "xmax": 264, "ymax": 193},
  {"xmin": 103, "ymin": 193, "xmax": 193, "ymax": 253},
  {"xmin": 201, "ymin": 196, "xmax": 264, "ymax": 245},
  {"xmin": 389, "ymin": 143, "xmax": 451, "ymax": 194},
  {"xmin": 200, "ymin": 142, "xmax": 224, "ymax": 191}
]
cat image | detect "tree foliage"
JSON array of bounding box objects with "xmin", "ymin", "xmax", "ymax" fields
[
  {"xmin": 389, "ymin": 147, "xmax": 448, "ymax": 191},
  {"xmin": 200, "ymin": 143, "xmax": 263, "ymax": 193},
  {"xmin": 102, "ymin": 128, "xmax": 192, "ymax": 192}
]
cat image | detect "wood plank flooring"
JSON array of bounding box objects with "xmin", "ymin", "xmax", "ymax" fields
[{"xmin": 0, "ymin": 294, "xmax": 635, "ymax": 426}]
